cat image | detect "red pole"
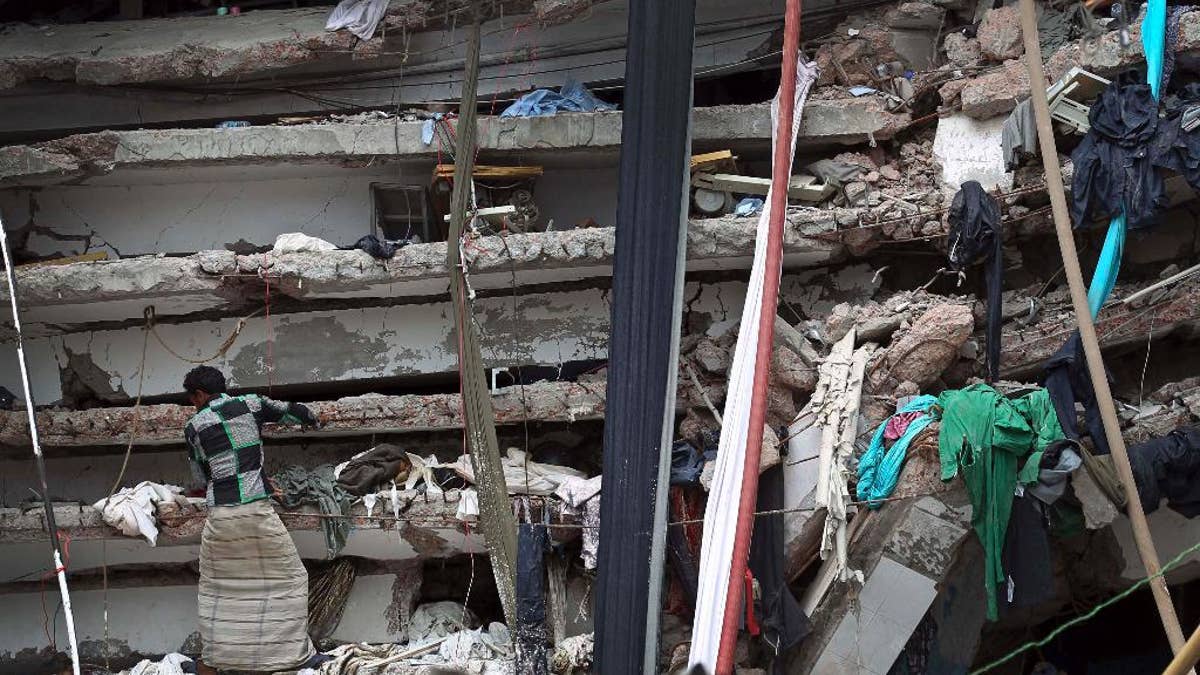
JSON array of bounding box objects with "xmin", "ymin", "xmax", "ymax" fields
[{"xmin": 715, "ymin": 0, "xmax": 802, "ymax": 671}]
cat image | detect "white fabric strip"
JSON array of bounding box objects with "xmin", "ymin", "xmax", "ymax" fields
[{"xmin": 688, "ymin": 56, "xmax": 819, "ymax": 673}]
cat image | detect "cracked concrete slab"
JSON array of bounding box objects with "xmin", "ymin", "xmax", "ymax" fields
[
  {"xmin": 0, "ymin": 214, "xmax": 847, "ymax": 332},
  {"xmin": 0, "ymin": 378, "xmax": 615, "ymax": 447},
  {"xmin": 0, "ymin": 100, "xmax": 910, "ymax": 185}
]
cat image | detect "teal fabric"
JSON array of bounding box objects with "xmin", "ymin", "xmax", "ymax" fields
[
  {"xmin": 856, "ymin": 395, "xmax": 937, "ymax": 508},
  {"xmin": 1087, "ymin": 212, "xmax": 1125, "ymax": 318},
  {"xmin": 1086, "ymin": 0, "xmax": 1165, "ymax": 315},
  {"xmin": 1145, "ymin": 0, "xmax": 1167, "ymax": 99}
]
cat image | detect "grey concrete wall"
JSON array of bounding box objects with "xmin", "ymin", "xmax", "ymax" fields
[{"xmin": 0, "ymin": 162, "xmax": 621, "ymax": 259}]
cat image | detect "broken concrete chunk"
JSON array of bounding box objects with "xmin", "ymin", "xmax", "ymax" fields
[
  {"xmin": 978, "ymin": 5, "xmax": 1024, "ymax": 61},
  {"xmin": 943, "ymin": 32, "xmax": 983, "ymax": 67}
]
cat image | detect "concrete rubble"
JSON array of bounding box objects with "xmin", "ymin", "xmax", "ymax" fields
[{"xmin": 6, "ymin": 0, "xmax": 1200, "ymax": 672}]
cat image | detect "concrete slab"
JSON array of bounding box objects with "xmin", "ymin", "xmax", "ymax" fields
[{"xmin": 0, "ymin": 100, "xmax": 909, "ymax": 186}]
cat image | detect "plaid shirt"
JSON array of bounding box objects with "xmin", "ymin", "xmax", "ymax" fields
[{"xmin": 184, "ymin": 393, "xmax": 317, "ymax": 507}]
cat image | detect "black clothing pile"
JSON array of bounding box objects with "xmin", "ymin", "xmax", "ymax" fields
[
  {"xmin": 1070, "ymin": 71, "xmax": 1165, "ymax": 229},
  {"xmin": 1043, "ymin": 332, "xmax": 1112, "ymax": 457},
  {"xmin": 947, "ymin": 181, "xmax": 1003, "ymax": 381},
  {"xmin": 749, "ymin": 466, "xmax": 811, "ymax": 673},
  {"xmin": 342, "ymin": 234, "xmax": 410, "ymax": 259},
  {"xmin": 1129, "ymin": 426, "xmax": 1200, "ymax": 518},
  {"xmin": 335, "ymin": 443, "xmax": 411, "ymax": 496},
  {"xmin": 1153, "ymin": 82, "xmax": 1200, "ymax": 189},
  {"xmin": 515, "ymin": 523, "xmax": 550, "ymax": 675}
]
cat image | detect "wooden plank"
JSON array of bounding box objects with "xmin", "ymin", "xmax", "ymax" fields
[
  {"xmin": 703, "ymin": 173, "xmax": 835, "ymax": 202},
  {"xmin": 18, "ymin": 251, "xmax": 109, "ymax": 269},
  {"xmin": 690, "ymin": 150, "xmax": 735, "ymax": 171},
  {"xmin": 441, "ymin": 205, "xmax": 516, "ymax": 223},
  {"xmin": 434, "ymin": 164, "xmax": 543, "ymax": 179}
]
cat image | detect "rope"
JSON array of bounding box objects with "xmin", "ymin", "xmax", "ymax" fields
[
  {"xmin": 970, "ymin": 536, "xmax": 1200, "ymax": 674},
  {"xmin": 99, "ymin": 321, "xmax": 150, "ymax": 671},
  {"xmin": 144, "ymin": 305, "xmax": 263, "ymax": 365}
]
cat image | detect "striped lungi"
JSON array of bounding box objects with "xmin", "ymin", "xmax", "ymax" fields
[{"xmin": 198, "ymin": 499, "xmax": 315, "ymax": 671}]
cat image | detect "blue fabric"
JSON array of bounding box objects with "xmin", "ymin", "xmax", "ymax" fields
[
  {"xmin": 1086, "ymin": 0, "xmax": 1165, "ymax": 315},
  {"xmin": 420, "ymin": 112, "xmax": 445, "ymax": 145},
  {"xmin": 734, "ymin": 197, "xmax": 764, "ymax": 217},
  {"xmin": 1087, "ymin": 212, "xmax": 1126, "ymax": 318},
  {"xmin": 1145, "ymin": 0, "xmax": 1168, "ymax": 99},
  {"xmin": 501, "ymin": 78, "xmax": 616, "ymax": 118},
  {"xmin": 856, "ymin": 395, "xmax": 937, "ymax": 508}
]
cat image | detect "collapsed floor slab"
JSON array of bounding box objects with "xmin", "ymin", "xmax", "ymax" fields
[{"xmin": 0, "ymin": 100, "xmax": 910, "ymax": 186}]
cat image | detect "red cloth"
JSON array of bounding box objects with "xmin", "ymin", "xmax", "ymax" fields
[{"xmin": 884, "ymin": 411, "xmax": 924, "ymax": 442}]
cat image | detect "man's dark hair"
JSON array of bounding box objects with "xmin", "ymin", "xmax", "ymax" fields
[{"xmin": 183, "ymin": 366, "xmax": 227, "ymax": 396}]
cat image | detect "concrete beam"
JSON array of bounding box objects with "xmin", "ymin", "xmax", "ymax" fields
[
  {"xmin": 0, "ymin": 100, "xmax": 910, "ymax": 186},
  {"xmin": 0, "ymin": 490, "xmax": 573, "ymax": 559},
  {"xmin": 0, "ymin": 377, "xmax": 613, "ymax": 447},
  {"xmin": 0, "ymin": 216, "xmax": 847, "ymax": 333}
]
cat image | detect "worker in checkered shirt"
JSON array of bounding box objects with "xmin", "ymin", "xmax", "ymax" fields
[{"xmin": 181, "ymin": 365, "xmax": 329, "ymax": 675}]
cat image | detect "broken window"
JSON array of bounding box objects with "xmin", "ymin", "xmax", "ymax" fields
[{"xmin": 371, "ymin": 183, "xmax": 436, "ymax": 243}]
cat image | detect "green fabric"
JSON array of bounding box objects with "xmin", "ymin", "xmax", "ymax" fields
[
  {"xmin": 936, "ymin": 383, "xmax": 1066, "ymax": 620},
  {"xmin": 275, "ymin": 464, "xmax": 352, "ymax": 559},
  {"xmin": 1017, "ymin": 451, "xmax": 1044, "ymax": 485}
]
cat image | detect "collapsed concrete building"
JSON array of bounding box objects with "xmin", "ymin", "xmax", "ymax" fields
[{"xmin": 4, "ymin": 0, "xmax": 1200, "ymax": 673}]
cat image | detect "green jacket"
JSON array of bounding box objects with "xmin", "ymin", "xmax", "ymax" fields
[{"xmin": 937, "ymin": 384, "xmax": 1064, "ymax": 620}]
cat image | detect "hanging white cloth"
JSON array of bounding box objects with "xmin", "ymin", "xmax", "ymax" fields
[
  {"xmin": 325, "ymin": 0, "xmax": 391, "ymax": 40},
  {"xmin": 688, "ymin": 56, "xmax": 819, "ymax": 673}
]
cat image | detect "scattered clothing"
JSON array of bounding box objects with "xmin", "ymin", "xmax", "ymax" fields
[
  {"xmin": 734, "ymin": 197, "xmax": 764, "ymax": 217},
  {"xmin": 1129, "ymin": 426, "xmax": 1200, "ymax": 517},
  {"xmin": 999, "ymin": 494, "xmax": 1056, "ymax": 613},
  {"xmin": 806, "ymin": 159, "xmax": 862, "ymax": 187},
  {"xmin": 342, "ymin": 234, "xmax": 409, "ymax": 259},
  {"xmin": 502, "ymin": 79, "xmax": 615, "ymax": 118},
  {"xmin": 275, "ymin": 464, "xmax": 353, "ymax": 558},
  {"xmin": 184, "ymin": 393, "xmax": 319, "ymax": 507},
  {"xmin": 457, "ymin": 487, "xmax": 480, "ymax": 522},
  {"xmin": 199, "ymin": 498, "xmax": 316, "ymax": 671},
  {"xmin": 937, "ymin": 384, "xmax": 1063, "ymax": 620},
  {"xmin": 121, "ymin": 653, "xmax": 193, "ymax": 675},
  {"xmin": 667, "ymin": 487, "xmax": 701, "ymax": 613},
  {"xmin": 1162, "ymin": 6, "xmax": 1193, "ymax": 91},
  {"xmin": 1020, "ymin": 438, "xmax": 1083, "ymax": 506},
  {"xmin": 884, "ymin": 411, "xmax": 926, "ymax": 442},
  {"xmin": 409, "ymin": 601, "xmax": 479, "ymax": 644},
  {"xmin": 1153, "ymin": 83, "xmax": 1200, "ymax": 190},
  {"xmin": 550, "ymin": 633, "xmax": 593, "ymax": 674},
  {"xmin": 421, "ymin": 112, "xmax": 447, "ymax": 145},
  {"xmin": 324, "ymin": 0, "xmax": 390, "ymax": 40},
  {"xmin": 273, "ymin": 232, "xmax": 338, "ymax": 254},
  {"xmin": 947, "ymin": 181, "xmax": 1003, "ymax": 381},
  {"xmin": 750, "ymin": 466, "xmax": 811, "ymax": 673},
  {"xmin": 554, "ymin": 475, "xmax": 601, "ymax": 569},
  {"xmin": 1070, "ymin": 71, "xmax": 1165, "ymax": 230},
  {"xmin": 857, "ymin": 395, "xmax": 937, "ymax": 507},
  {"xmin": 93, "ymin": 481, "xmax": 189, "ymax": 546},
  {"xmin": 334, "ymin": 443, "xmax": 411, "ymax": 496},
  {"xmin": 670, "ymin": 439, "xmax": 713, "ymax": 485},
  {"xmin": 451, "ymin": 448, "xmax": 587, "ymax": 496},
  {"xmin": 1043, "ymin": 332, "xmax": 1111, "ymax": 456},
  {"xmin": 516, "ymin": 524, "xmax": 550, "ymax": 675},
  {"xmin": 1002, "ymin": 99, "xmax": 1038, "ymax": 171}
]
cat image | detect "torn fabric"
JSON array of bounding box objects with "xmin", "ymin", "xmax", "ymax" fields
[
  {"xmin": 93, "ymin": 482, "xmax": 188, "ymax": 546},
  {"xmin": 689, "ymin": 56, "xmax": 819, "ymax": 673}
]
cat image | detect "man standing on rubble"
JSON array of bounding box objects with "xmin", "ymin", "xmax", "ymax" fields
[{"xmin": 181, "ymin": 365, "xmax": 328, "ymax": 675}]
